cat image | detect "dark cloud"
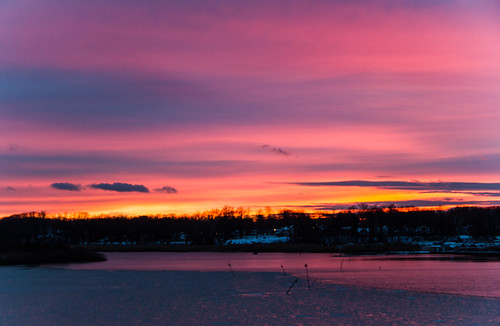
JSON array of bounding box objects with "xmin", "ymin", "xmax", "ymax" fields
[
  {"xmin": 1, "ymin": 68, "xmax": 301, "ymax": 132},
  {"xmin": 155, "ymin": 186, "xmax": 178, "ymax": 194},
  {"xmin": 466, "ymin": 192, "xmax": 500, "ymax": 197},
  {"xmin": 0, "ymin": 68, "xmax": 216, "ymax": 131},
  {"xmin": 90, "ymin": 182, "xmax": 149, "ymax": 193},
  {"xmin": 261, "ymin": 144, "xmax": 291, "ymax": 156},
  {"xmin": 8, "ymin": 144, "xmax": 21, "ymax": 152},
  {"xmin": 305, "ymin": 153, "xmax": 500, "ymax": 176},
  {"xmin": 406, "ymin": 154, "xmax": 500, "ymax": 175},
  {"xmin": 5, "ymin": 186, "xmax": 16, "ymax": 191},
  {"xmin": 290, "ymin": 180, "xmax": 500, "ymax": 192},
  {"xmin": 51, "ymin": 182, "xmax": 81, "ymax": 191},
  {"xmin": 298, "ymin": 199, "xmax": 500, "ymax": 211},
  {"xmin": 422, "ymin": 191, "xmax": 500, "ymax": 197},
  {"xmin": 0, "ymin": 152, "xmax": 280, "ymax": 179}
]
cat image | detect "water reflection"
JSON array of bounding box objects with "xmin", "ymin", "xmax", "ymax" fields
[{"xmin": 64, "ymin": 252, "xmax": 500, "ymax": 298}]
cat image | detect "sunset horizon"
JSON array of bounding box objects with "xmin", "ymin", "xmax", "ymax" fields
[
  {"xmin": 2, "ymin": 1, "xmax": 500, "ymax": 217},
  {"xmin": 4, "ymin": 179, "xmax": 500, "ymax": 218}
]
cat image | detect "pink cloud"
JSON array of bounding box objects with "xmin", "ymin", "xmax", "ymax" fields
[
  {"xmin": 1, "ymin": 1, "xmax": 499, "ymax": 216},
  {"xmin": 2, "ymin": 1, "xmax": 499, "ymax": 77}
]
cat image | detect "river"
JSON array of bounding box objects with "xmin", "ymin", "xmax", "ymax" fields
[{"xmin": 64, "ymin": 252, "xmax": 500, "ymax": 298}]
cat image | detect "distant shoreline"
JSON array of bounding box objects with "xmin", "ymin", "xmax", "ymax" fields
[
  {"xmin": 1, "ymin": 243, "xmax": 498, "ymax": 266},
  {"xmin": 0, "ymin": 248, "xmax": 107, "ymax": 266}
]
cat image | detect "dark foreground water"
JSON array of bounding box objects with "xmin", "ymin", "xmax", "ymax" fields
[
  {"xmin": 66, "ymin": 252, "xmax": 500, "ymax": 298},
  {"xmin": 1, "ymin": 253, "xmax": 498, "ymax": 325}
]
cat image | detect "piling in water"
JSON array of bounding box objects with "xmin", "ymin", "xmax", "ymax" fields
[
  {"xmin": 286, "ymin": 279, "xmax": 298, "ymax": 294},
  {"xmin": 228, "ymin": 263, "xmax": 235, "ymax": 277},
  {"xmin": 304, "ymin": 263, "xmax": 310, "ymax": 289}
]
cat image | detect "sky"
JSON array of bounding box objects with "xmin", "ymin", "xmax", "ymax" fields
[{"xmin": 1, "ymin": 0, "xmax": 500, "ymax": 216}]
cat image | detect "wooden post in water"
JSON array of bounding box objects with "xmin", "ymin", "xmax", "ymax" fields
[
  {"xmin": 228, "ymin": 263, "xmax": 235, "ymax": 277},
  {"xmin": 286, "ymin": 279, "xmax": 298, "ymax": 294},
  {"xmin": 304, "ymin": 263, "xmax": 310, "ymax": 289},
  {"xmin": 281, "ymin": 264, "xmax": 286, "ymax": 276}
]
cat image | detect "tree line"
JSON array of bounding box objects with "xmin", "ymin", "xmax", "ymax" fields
[{"xmin": 1, "ymin": 206, "xmax": 499, "ymax": 251}]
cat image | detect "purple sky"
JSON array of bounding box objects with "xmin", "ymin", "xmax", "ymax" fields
[{"xmin": 1, "ymin": 0, "xmax": 500, "ymax": 216}]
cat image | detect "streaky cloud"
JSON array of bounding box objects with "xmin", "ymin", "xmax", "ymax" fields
[
  {"xmin": 90, "ymin": 182, "xmax": 149, "ymax": 193},
  {"xmin": 465, "ymin": 192, "xmax": 500, "ymax": 197},
  {"xmin": 1, "ymin": 152, "xmax": 261, "ymax": 179},
  {"xmin": 261, "ymin": 144, "xmax": 291, "ymax": 156},
  {"xmin": 155, "ymin": 186, "xmax": 178, "ymax": 194},
  {"xmin": 299, "ymin": 199, "xmax": 500, "ymax": 211},
  {"xmin": 5, "ymin": 186, "xmax": 16, "ymax": 191},
  {"xmin": 290, "ymin": 180, "xmax": 500, "ymax": 192},
  {"xmin": 51, "ymin": 182, "xmax": 81, "ymax": 191},
  {"xmin": 422, "ymin": 190, "xmax": 500, "ymax": 197},
  {"xmin": 8, "ymin": 144, "xmax": 21, "ymax": 152}
]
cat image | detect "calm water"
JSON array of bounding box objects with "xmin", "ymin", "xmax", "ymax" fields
[{"xmin": 64, "ymin": 252, "xmax": 500, "ymax": 298}]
